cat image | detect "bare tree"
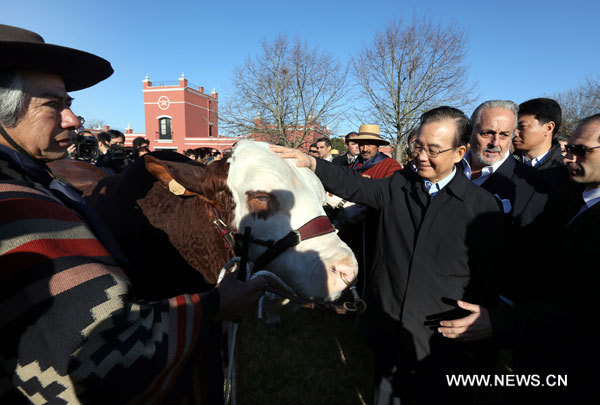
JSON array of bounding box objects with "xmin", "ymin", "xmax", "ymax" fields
[
  {"xmin": 554, "ymin": 76, "xmax": 600, "ymax": 139},
  {"xmin": 219, "ymin": 35, "xmax": 348, "ymax": 148},
  {"xmin": 85, "ymin": 119, "xmax": 107, "ymax": 130},
  {"xmin": 352, "ymin": 16, "xmax": 476, "ymax": 160}
]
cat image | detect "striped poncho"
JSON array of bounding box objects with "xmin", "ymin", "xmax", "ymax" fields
[{"xmin": 0, "ymin": 147, "xmax": 221, "ymax": 404}]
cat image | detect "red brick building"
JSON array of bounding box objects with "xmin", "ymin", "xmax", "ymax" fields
[
  {"xmin": 248, "ymin": 113, "xmax": 331, "ymax": 152},
  {"xmin": 141, "ymin": 74, "xmax": 243, "ymax": 152}
]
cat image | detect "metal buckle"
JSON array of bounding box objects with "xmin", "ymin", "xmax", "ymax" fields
[
  {"xmin": 212, "ymin": 217, "xmax": 227, "ymax": 229},
  {"xmin": 293, "ymin": 230, "xmax": 302, "ymax": 245}
]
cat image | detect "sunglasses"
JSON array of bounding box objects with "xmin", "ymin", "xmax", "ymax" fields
[{"xmin": 565, "ymin": 144, "xmax": 600, "ymax": 157}]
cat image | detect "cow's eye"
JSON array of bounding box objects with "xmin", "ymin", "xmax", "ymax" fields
[{"xmin": 246, "ymin": 191, "xmax": 277, "ymax": 219}]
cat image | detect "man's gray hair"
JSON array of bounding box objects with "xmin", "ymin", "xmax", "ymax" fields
[
  {"xmin": 0, "ymin": 70, "xmax": 29, "ymax": 128},
  {"xmin": 470, "ymin": 100, "xmax": 518, "ymax": 131}
]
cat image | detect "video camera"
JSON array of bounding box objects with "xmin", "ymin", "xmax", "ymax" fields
[
  {"xmin": 71, "ymin": 131, "xmax": 99, "ymax": 162},
  {"xmin": 105, "ymin": 144, "xmax": 135, "ymax": 172}
]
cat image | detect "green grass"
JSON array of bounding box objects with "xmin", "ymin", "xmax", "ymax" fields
[{"xmin": 234, "ymin": 306, "xmax": 374, "ymax": 405}]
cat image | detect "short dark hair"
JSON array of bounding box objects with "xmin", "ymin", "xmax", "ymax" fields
[
  {"xmin": 132, "ymin": 136, "xmax": 149, "ymax": 150},
  {"xmin": 316, "ymin": 137, "xmax": 331, "ymax": 147},
  {"xmin": 309, "ymin": 142, "xmax": 318, "ymax": 150},
  {"xmin": 419, "ymin": 106, "xmax": 471, "ymax": 148},
  {"xmin": 345, "ymin": 132, "xmax": 358, "ymax": 143},
  {"xmin": 576, "ymin": 113, "xmax": 600, "ymax": 143},
  {"xmin": 518, "ymin": 98, "xmax": 562, "ymax": 136},
  {"xmin": 97, "ymin": 129, "xmax": 125, "ymax": 145}
]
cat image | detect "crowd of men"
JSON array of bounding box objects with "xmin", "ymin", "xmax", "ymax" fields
[
  {"xmin": 1, "ymin": 23, "xmax": 596, "ymax": 404},
  {"xmin": 274, "ymin": 99, "xmax": 596, "ymax": 404}
]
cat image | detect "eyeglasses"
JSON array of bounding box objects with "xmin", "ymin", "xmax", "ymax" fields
[
  {"xmin": 565, "ymin": 144, "xmax": 600, "ymax": 157},
  {"xmin": 409, "ymin": 142, "xmax": 455, "ymax": 158},
  {"xmin": 309, "ymin": 150, "xmax": 319, "ymax": 155}
]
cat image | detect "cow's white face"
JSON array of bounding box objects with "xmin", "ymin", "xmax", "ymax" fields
[{"xmin": 227, "ymin": 141, "xmax": 358, "ymax": 300}]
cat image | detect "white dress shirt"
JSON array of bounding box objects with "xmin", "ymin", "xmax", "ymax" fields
[
  {"xmin": 462, "ymin": 150, "xmax": 510, "ymax": 186},
  {"xmin": 569, "ymin": 187, "xmax": 600, "ymax": 225},
  {"xmin": 521, "ymin": 149, "xmax": 551, "ymax": 168}
]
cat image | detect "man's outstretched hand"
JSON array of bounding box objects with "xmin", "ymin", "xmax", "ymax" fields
[{"xmin": 269, "ymin": 145, "xmax": 317, "ymax": 171}]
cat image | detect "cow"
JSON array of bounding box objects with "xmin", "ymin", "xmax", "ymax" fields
[{"xmin": 83, "ymin": 140, "xmax": 358, "ymax": 302}]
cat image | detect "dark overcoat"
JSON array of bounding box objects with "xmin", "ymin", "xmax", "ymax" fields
[
  {"xmin": 314, "ymin": 159, "xmax": 504, "ymax": 364},
  {"xmin": 490, "ymin": 191, "xmax": 598, "ymax": 402}
]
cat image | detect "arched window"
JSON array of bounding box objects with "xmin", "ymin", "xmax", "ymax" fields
[{"xmin": 159, "ymin": 117, "xmax": 172, "ymax": 139}]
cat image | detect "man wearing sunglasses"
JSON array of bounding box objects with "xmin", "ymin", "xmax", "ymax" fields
[
  {"xmin": 308, "ymin": 142, "xmax": 320, "ymax": 157},
  {"xmin": 563, "ymin": 117, "xmax": 600, "ymax": 192}
]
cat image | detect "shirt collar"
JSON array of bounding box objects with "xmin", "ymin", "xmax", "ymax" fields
[
  {"xmin": 423, "ymin": 166, "xmax": 457, "ymax": 197},
  {"xmin": 583, "ymin": 187, "xmax": 600, "ymax": 209},
  {"xmin": 521, "ymin": 149, "xmax": 551, "ymax": 167},
  {"xmin": 463, "ymin": 150, "xmax": 510, "ymax": 185}
]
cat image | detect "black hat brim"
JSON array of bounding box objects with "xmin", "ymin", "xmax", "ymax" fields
[{"xmin": 2, "ymin": 41, "xmax": 113, "ymax": 91}]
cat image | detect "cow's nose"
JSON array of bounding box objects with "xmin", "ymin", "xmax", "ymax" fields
[{"xmin": 331, "ymin": 263, "xmax": 358, "ymax": 284}]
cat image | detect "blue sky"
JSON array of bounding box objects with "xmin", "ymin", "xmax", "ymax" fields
[{"xmin": 3, "ymin": 0, "xmax": 599, "ymax": 136}]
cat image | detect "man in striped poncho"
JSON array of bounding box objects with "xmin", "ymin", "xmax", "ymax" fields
[{"xmin": 0, "ymin": 24, "xmax": 266, "ymax": 404}]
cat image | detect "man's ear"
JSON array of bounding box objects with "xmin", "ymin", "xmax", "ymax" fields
[
  {"xmin": 544, "ymin": 121, "xmax": 556, "ymax": 137},
  {"xmin": 453, "ymin": 145, "xmax": 467, "ymax": 163}
]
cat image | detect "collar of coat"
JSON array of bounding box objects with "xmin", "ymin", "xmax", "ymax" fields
[
  {"xmin": 512, "ymin": 144, "xmax": 563, "ymax": 169},
  {"xmin": 402, "ymin": 163, "xmax": 471, "ymax": 202}
]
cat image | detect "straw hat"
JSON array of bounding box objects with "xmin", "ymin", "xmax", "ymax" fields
[
  {"xmin": 353, "ymin": 124, "xmax": 389, "ymax": 146},
  {"xmin": 0, "ymin": 24, "xmax": 113, "ymax": 91}
]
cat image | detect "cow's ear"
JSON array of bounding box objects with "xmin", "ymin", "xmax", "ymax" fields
[{"xmin": 144, "ymin": 155, "xmax": 199, "ymax": 197}]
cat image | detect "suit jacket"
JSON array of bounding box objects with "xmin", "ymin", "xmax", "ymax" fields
[
  {"xmin": 490, "ymin": 195, "xmax": 598, "ymax": 396},
  {"xmin": 474, "ymin": 155, "xmax": 551, "ymax": 228},
  {"xmin": 514, "ymin": 145, "xmax": 571, "ymax": 198},
  {"xmin": 315, "ymin": 159, "xmax": 505, "ymax": 365},
  {"xmin": 464, "ymin": 155, "xmax": 561, "ymax": 303},
  {"xmin": 331, "ymin": 152, "xmax": 356, "ymax": 167},
  {"xmin": 513, "ymin": 144, "xmax": 564, "ymax": 171}
]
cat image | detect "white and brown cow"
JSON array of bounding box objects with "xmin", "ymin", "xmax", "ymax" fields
[{"xmin": 82, "ymin": 140, "xmax": 358, "ymax": 302}]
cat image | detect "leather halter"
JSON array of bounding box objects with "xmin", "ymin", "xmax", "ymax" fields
[
  {"xmin": 209, "ymin": 206, "xmax": 364, "ymax": 313},
  {"xmin": 209, "ymin": 199, "xmax": 336, "ymax": 269},
  {"xmin": 251, "ymin": 215, "xmax": 335, "ymax": 268}
]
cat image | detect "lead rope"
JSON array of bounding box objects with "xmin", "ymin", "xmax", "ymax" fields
[
  {"xmin": 218, "ymin": 258, "xmax": 296, "ymax": 405},
  {"xmin": 217, "ymin": 258, "xmax": 248, "ymax": 405}
]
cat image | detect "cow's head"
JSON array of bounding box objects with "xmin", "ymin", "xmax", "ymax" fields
[
  {"xmin": 227, "ymin": 141, "xmax": 358, "ymax": 301},
  {"xmin": 144, "ymin": 141, "xmax": 358, "ymax": 301}
]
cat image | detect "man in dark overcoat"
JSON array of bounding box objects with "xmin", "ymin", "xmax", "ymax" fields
[
  {"xmin": 272, "ymin": 106, "xmax": 505, "ymax": 404},
  {"xmin": 460, "ymin": 100, "xmax": 561, "ymax": 304},
  {"xmin": 461, "ymin": 100, "xmax": 551, "ymax": 229}
]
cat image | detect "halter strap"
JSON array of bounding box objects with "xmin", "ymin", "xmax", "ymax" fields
[{"xmin": 253, "ymin": 215, "xmax": 335, "ymax": 268}]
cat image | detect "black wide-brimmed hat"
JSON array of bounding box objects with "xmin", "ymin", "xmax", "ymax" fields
[{"xmin": 0, "ymin": 24, "xmax": 113, "ymax": 91}]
